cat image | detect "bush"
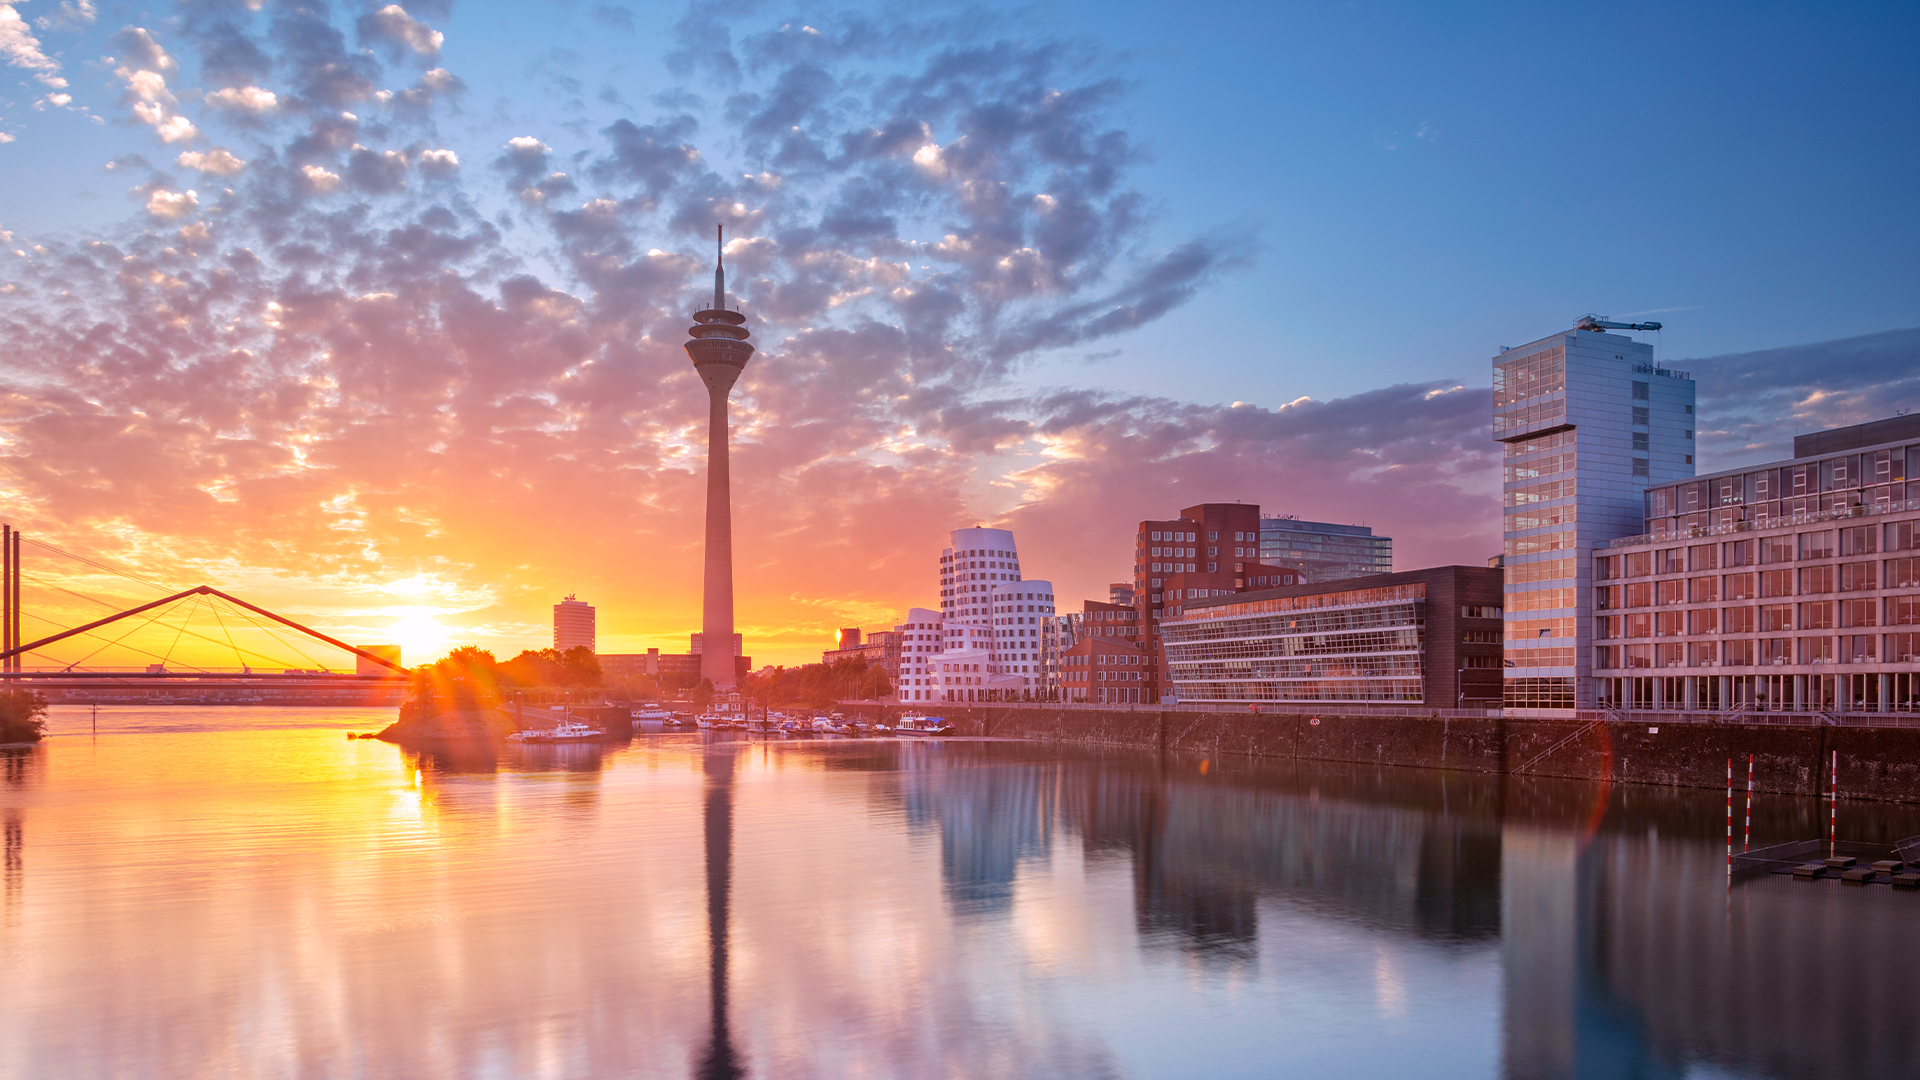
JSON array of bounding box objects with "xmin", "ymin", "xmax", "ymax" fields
[{"xmin": 0, "ymin": 690, "xmax": 47, "ymax": 743}]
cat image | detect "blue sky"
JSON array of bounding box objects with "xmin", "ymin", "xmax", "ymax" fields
[{"xmin": 0, "ymin": 0, "xmax": 1915, "ymax": 663}]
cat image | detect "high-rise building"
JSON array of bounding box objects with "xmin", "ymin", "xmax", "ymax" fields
[
  {"xmin": 1133, "ymin": 502, "xmax": 1300, "ymax": 702},
  {"xmin": 684, "ymin": 226, "xmax": 755, "ymax": 688},
  {"xmin": 935, "ymin": 527, "xmax": 1056, "ymax": 702},
  {"xmin": 553, "ymin": 595, "xmax": 595, "ymax": 653},
  {"xmin": 1495, "ymin": 322, "xmax": 1695, "ymax": 712},
  {"xmin": 1256, "ymin": 518, "xmax": 1393, "ymax": 581},
  {"xmin": 1591, "ymin": 414, "xmax": 1920, "ymax": 714}
]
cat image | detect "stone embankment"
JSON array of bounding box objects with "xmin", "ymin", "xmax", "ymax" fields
[{"xmin": 839, "ymin": 704, "xmax": 1920, "ymax": 804}]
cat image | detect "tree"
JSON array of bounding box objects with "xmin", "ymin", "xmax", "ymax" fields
[
  {"xmin": 0, "ymin": 690, "xmax": 48, "ymax": 742},
  {"xmin": 409, "ymin": 646, "xmax": 503, "ymax": 713},
  {"xmin": 691, "ymin": 677, "xmax": 715, "ymax": 710}
]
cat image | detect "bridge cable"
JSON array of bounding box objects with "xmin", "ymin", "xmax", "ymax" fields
[
  {"xmin": 204, "ymin": 596, "xmax": 249, "ymax": 672},
  {"xmin": 158, "ymin": 593, "xmax": 202, "ymax": 670},
  {"xmin": 38, "ymin": 604, "xmax": 205, "ymax": 673},
  {"xmin": 218, "ymin": 597, "xmax": 340, "ymax": 672},
  {"xmin": 19, "ymin": 537, "xmax": 172, "ymax": 594}
]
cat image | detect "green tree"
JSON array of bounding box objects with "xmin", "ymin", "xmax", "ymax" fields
[
  {"xmin": 0, "ymin": 690, "xmax": 48, "ymax": 742},
  {"xmin": 690, "ymin": 677, "xmax": 715, "ymax": 710}
]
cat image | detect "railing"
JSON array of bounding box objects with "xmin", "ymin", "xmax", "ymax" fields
[{"xmin": 1607, "ymin": 497, "xmax": 1920, "ymax": 549}]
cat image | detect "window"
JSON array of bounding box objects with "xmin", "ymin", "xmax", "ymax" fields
[
  {"xmin": 1658, "ymin": 579, "xmax": 1685, "ymax": 605},
  {"xmin": 1724, "ymin": 573, "xmax": 1757, "ymax": 601},
  {"xmin": 1799, "ymin": 636, "xmax": 1835, "ymax": 664},
  {"xmin": 1887, "ymin": 521, "xmax": 1917, "ymax": 553},
  {"xmin": 1759, "ymin": 604, "xmax": 1793, "ymax": 632},
  {"xmin": 1633, "ymin": 459, "xmax": 1650, "ymax": 477},
  {"xmin": 1799, "ymin": 566, "xmax": 1835, "ymax": 594},
  {"xmin": 1839, "ymin": 561, "xmax": 1876, "ymax": 592},
  {"xmin": 1632, "ymin": 406, "xmax": 1650, "ymax": 426},
  {"xmin": 1633, "ymin": 433, "xmax": 1651, "ymax": 452},
  {"xmin": 1689, "ymin": 545, "xmax": 1719, "ymax": 571},
  {"xmin": 1725, "ymin": 540, "xmax": 1754, "ymax": 567},
  {"xmin": 1658, "ymin": 548, "xmax": 1684, "ymax": 574},
  {"xmin": 1723, "ymin": 639, "xmax": 1755, "ymax": 666},
  {"xmin": 1688, "ymin": 577, "xmax": 1719, "ymax": 603},
  {"xmin": 1624, "ymin": 551, "xmax": 1652, "ymax": 577},
  {"xmin": 1840, "ymin": 525, "xmax": 1877, "ymax": 556},
  {"xmin": 1799, "ymin": 531, "xmax": 1835, "ymax": 559},
  {"xmin": 1723, "ymin": 606, "xmax": 1757, "ymax": 634},
  {"xmin": 1688, "ymin": 608, "xmax": 1719, "ymax": 635},
  {"xmin": 1759, "ymin": 570, "xmax": 1793, "ymax": 598},
  {"xmin": 1632, "ymin": 381, "xmax": 1650, "ymax": 400},
  {"xmin": 1841, "ymin": 599, "xmax": 1877, "ymax": 628},
  {"xmin": 1802, "ymin": 601, "xmax": 1836, "ymax": 630},
  {"xmin": 1761, "ymin": 536, "xmax": 1794, "ymax": 564}
]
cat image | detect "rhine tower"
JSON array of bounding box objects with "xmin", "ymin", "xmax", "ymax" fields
[{"xmin": 684, "ymin": 226, "xmax": 754, "ymax": 688}]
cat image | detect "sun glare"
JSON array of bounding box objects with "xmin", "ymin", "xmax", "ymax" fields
[{"xmin": 385, "ymin": 610, "xmax": 454, "ymax": 665}]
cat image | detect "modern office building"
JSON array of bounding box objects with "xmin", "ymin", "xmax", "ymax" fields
[
  {"xmin": 1591, "ymin": 414, "xmax": 1920, "ymax": 714},
  {"xmin": 1133, "ymin": 503, "xmax": 1302, "ymax": 702},
  {"xmin": 684, "ymin": 226, "xmax": 755, "ymax": 688},
  {"xmin": 1160, "ymin": 566, "xmax": 1505, "ymax": 705},
  {"xmin": 1257, "ymin": 518, "xmax": 1393, "ymax": 582},
  {"xmin": 1495, "ymin": 324, "xmax": 1695, "ymax": 712},
  {"xmin": 553, "ymin": 595, "xmax": 596, "ymax": 653},
  {"xmin": 934, "ymin": 527, "xmax": 1057, "ymax": 701}
]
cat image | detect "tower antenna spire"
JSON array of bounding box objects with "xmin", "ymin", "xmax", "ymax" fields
[{"xmin": 714, "ymin": 223, "xmax": 725, "ymax": 312}]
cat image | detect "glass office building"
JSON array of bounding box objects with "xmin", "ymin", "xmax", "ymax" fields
[
  {"xmin": 1256, "ymin": 518, "xmax": 1393, "ymax": 582},
  {"xmin": 1495, "ymin": 327, "xmax": 1696, "ymax": 712}
]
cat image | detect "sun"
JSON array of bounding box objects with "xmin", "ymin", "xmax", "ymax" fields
[{"xmin": 384, "ymin": 610, "xmax": 454, "ymax": 666}]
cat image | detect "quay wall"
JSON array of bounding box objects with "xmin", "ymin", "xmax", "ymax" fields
[{"xmin": 839, "ymin": 704, "xmax": 1920, "ymax": 804}]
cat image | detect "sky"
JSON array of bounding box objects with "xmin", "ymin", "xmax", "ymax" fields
[{"xmin": 0, "ymin": 0, "xmax": 1916, "ymax": 670}]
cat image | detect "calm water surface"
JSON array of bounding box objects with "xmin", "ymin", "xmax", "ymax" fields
[{"xmin": 1, "ymin": 706, "xmax": 1916, "ymax": 1079}]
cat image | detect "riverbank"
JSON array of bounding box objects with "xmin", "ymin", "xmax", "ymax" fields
[{"xmin": 837, "ymin": 704, "xmax": 1920, "ymax": 804}]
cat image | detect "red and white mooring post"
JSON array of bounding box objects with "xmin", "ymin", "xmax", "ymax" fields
[
  {"xmin": 1829, "ymin": 750, "xmax": 1838, "ymax": 858},
  {"xmin": 1744, "ymin": 754, "xmax": 1753, "ymax": 853}
]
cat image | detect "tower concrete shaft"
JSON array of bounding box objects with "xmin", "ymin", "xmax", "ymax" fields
[{"xmin": 684, "ymin": 226, "xmax": 754, "ymax": 688}]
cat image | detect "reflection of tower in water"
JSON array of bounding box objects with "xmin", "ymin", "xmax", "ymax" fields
[{"xmin": 697, "ymin": 745, "xmax": 745, "ymax": 1080}]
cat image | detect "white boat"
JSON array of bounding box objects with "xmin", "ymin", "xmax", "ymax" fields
[
  {"xmin": 810, "ymin": 716, "xmax": 847, "ymax": 733},
  {"xmin": 508, "ymin": 719, "xmax": 605, "ymax": 743},
  {"xmin": 696, "ymin": 715, "xmax": 723, "ymax": 729},
  {"xmin": 894, "ymin": 714, "xmax": 955, "ymax": 737},
  {"xmin": 631, "ymin": 704, "xmax": 673, "ymax": 723}
]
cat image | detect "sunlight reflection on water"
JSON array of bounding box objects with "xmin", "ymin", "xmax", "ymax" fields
[{"xmin": 0, "ymin": 707, "xmax": 1914, "ymax": 1079}]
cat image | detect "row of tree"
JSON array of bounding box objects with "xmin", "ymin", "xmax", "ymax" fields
[{"xmin": 410, "ymin": 645, "xmax": 894, "ymax": 712}]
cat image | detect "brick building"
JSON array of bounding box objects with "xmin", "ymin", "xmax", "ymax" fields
[{"xmin": 1134, "ymin": 502, "xmax": 1301, "ymax": 702}]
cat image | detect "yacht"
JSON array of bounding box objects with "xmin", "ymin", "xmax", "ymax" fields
[
  {"xmin": 631, "ymin": 704, "xmax": 673, "ymax": 724},
  {"xmin": 507, "ymin": 719, "xmax": 605, "ymax": 743}
]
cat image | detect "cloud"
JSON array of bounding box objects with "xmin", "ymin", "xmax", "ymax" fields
[
  {"xmin": 356, "ymin": 4, "xmax": 443, "ymax": 60},
  {"xmin": 1683, "ymin": 327, "xmax": 1920, "ymax": 468},
  {"xmin": 1, "ymin": 0, "xmax": 68, "ymax": 89},
  {"xmin": 112, "ymin": 27, "xmax": 199, "ymax": 143},
  {"xmin": 590, "ymin": 5, "xmax": 635, "ymax": 33},
  {"xmin": 34, "ymin": 0, "xmax": 95, "ymax": 32},
  {"xmin": 144, "ymin": 187, "xmax": 198, "ymax": 218},
  {"xmin": 176, "ymin": 147, "xmax": 247, "ymax": 175},
  {"xmin": 205, "ymin": 85, "xmax": 278, "ymax": 113}
]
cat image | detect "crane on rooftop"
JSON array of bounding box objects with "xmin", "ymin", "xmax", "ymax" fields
[{"xmin": 1575, "ymin": 313, "xmax": 1662, "ymax": 332}]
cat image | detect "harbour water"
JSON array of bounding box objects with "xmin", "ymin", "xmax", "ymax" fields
[{"xmin": 1, "ymin": 706, "xmax": 1916, "ymax": 1079}]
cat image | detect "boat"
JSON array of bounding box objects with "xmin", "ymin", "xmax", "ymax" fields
[
  {"xmin": 811, "ymin": 716, "xmax": 847, "ymax": 734},
  {"xmin": 695, "ymin": 715, "xmax": 724, "ymax": 729},
  {"xmin": 894, "ymin": 714, "xmax": 955, "ymax": 737},
  {"xmin": 507, "ymin": 719, "xmax": 606, "ymax": 743},
  {"xmin": 631, "ymin": 704, "xmax": 673, "ymax": 724}
]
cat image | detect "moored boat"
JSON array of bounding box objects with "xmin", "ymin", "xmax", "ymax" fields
[
  {"xmin": 507, "ymin": 719, "xmax": 606, "ymax": 743},
  {"xmin": 893, "ymin": 714, "xmax": 954, "ymax": 737}
]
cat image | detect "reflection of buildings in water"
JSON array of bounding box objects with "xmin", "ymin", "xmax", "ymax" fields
[
  {"xmin": 1061, "ymin": 766, "xmax": 1504, "ymax": 964},
  {"xmin": 1501, "ymin": 824, "xmax": 1920, "ymax": 1080},
  {"xmin": 4, "ymin": 807, "xmax": 19, "ymax": 918},
  {"xmin": 1, "ymin": 747, "xmax": 36, "ymax": 921},
  {"xmin": 698, "ymin": 744, "xmax": 744, "ymax": 1080},
  {"xmin": 899, "ymin": 758, "xmax": 1057, "ymax": 917}
]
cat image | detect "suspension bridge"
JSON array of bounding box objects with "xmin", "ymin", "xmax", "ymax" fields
[{"xmin": 0, "ymin": 524, "xmax": 411, "ymax": 705}]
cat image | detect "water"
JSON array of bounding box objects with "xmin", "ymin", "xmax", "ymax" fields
[{"xmin": 1, "ymin": 707, "xmax": 1917, "ymax": 1079}]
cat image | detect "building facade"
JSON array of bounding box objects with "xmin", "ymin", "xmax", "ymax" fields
[
  {"xmin": 1133, "ymin": 502, "xmax": 1301, "ymax": 702},
  {"xmin": 1160, "ymin": 566, "xmax": 1505, "ymax": 705},
  {"xmin": 1496, "ymin": 326, "xmax": 1696, "ymax": 712},
  {"xmin": 553, "ymin": 595, "xmax": 595, "ymax": 653},
  {"xmin": 1591, "ymin": 415, "xmax": 1920, "ymax": 714},
  {"xmin": 1256, "ymin": 517, "xmax": 1393, "ymax": 582},
  {"xmin": 1060, "ymin": 636, "xmax": 1148, "ymax": 704},
  {"xmin": 932, "ymin": 527, "xmax": 1057, "ymax": 702},
  {"xmin": 892, "ymin": 607, "xmax": 944, "ymax": 704}
]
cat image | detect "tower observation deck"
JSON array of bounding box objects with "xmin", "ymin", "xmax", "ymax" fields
[{"xmin": 684, "ymin": 226, "xmax": 754, "ymax": 688}]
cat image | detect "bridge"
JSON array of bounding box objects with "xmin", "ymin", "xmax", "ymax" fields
[{"xmin": 0, "ymin": 525, "xmax": 410, "ymax": 704}]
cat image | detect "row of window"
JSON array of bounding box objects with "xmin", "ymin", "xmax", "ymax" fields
[
  {"xmin": 1596, "ymin": 634, "xmax": 1919, "ymax": 669},
  {"xmin": 1598, "ymin": 595, "xmax": 1919, "ymax": 636},
  {"xmin": 1602, "ymin": 522, "xmax": 1916, "ymax": 577},
  {"xmin": 1648, "ymin": 447, "xmax": 1915, "ymax": 516},
  {"xmin": 1599, "ymin": 563, "xmax": 1920, "ymax": 606}
]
